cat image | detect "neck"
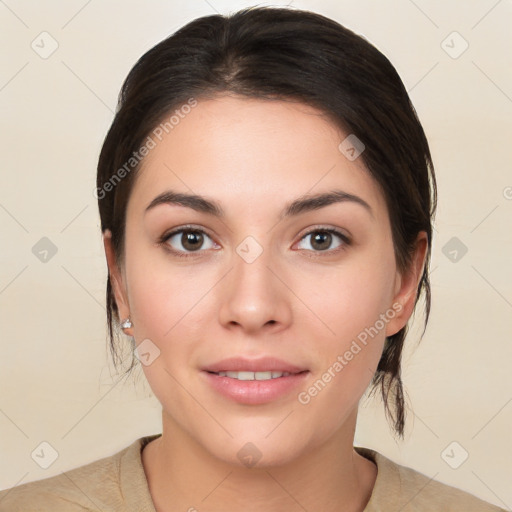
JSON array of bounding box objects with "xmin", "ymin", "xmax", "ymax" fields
[{"xmin": 142, "ymin": 408, "xmax": 377, "ymax": 512}]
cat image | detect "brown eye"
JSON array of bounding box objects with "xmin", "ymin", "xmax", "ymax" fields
[
  {"xmin": 296, "ymin": 228, "xmax": 350, "ymax": 253},
  {"xmin": 161, "ymin": 227, "xmax": 217, "ymax": 257},
  {"xmin": 179, "ymin": 231, "xmax": 204, "ymax": 251},
  {"xmin": 310, "ymin": 231, "xmax": 332, "ymax": 251}
]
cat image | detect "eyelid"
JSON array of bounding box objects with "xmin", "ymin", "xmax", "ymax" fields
[
  {"xmin": 298, "ymin": 225, "xmax": 351, "ymax": 244},
  {"xmin": 160, "ymin": 224, "xmax": 215, "ymax": 242}
]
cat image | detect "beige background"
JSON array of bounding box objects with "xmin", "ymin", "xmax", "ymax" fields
[{"xmin": 1, "ymin": 0, "xmax": 511, "ymax": 508}]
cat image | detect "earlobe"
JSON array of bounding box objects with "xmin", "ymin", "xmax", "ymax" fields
[
  {"xmin": 385, "ymin": 232, "xmax": 429, "ymax": 337},
  {"xmin": 103, "ymin": 230, "xmax": 132, "ymax": 335}
]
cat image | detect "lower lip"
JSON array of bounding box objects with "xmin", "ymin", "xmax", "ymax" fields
[{"xmin": 202, "ymin": 371, "xmax": 310, "ymax": 405}]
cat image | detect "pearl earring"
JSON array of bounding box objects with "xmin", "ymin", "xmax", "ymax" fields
[{"xmin": 121, "ymin": 318, "xmax": 133, "ymax": 330}]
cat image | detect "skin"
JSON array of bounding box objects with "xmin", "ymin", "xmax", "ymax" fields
[{"xmin": 104, "ymin": 94, "xmax": 427, "ymax": 512}]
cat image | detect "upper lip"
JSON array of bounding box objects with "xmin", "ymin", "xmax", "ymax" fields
[{"xmin": 202, "ymin": 357, "xmax": 308, "ymax": 374}]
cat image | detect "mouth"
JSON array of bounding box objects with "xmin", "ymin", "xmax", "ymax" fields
[
  {"xmin": 202, "ymin": 369, "xmax": 310, "ymax": 405},
  {"xmin": 205, "ymin": 370, "xmax": 308, "ymax": 380}
]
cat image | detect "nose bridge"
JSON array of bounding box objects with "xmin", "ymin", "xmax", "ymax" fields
[{"xmin": 218, "ymin": 234, "xmax": 291, "ymax": 332}]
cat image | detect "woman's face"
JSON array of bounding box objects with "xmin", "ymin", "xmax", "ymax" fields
[{"xmin": 108, "ymin": 94, "xmax": 420, "ymax": 466}]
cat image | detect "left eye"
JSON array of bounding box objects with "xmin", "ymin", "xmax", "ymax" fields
[{"xmin": 296, "ymin": 229, "xmax": 348, "ymax": 252}]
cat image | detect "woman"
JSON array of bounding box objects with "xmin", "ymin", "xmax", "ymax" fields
[{"xmin": 0, "ymin": 6, "xmax": 505, "ymax": 511}]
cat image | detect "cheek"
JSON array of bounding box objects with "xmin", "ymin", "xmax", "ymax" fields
[
  {"xmin": 292, "ymin": 242, "xmax": 396, "ymax": 413},
  {"xmin": 299, "ymin": 246, "xmax": 396, "ymax": 354},
  {"xmin": 124, "ymin": 250, "xmax": 211, "ymax": 412},
  {"xmin": 124, "ymin": 233, "xmax": 211, "ymax": 340}
]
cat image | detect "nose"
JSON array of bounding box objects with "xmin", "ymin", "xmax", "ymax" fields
[{"xmin": 218, "ymin": 244, "xmax": 292, "ymax": 334}]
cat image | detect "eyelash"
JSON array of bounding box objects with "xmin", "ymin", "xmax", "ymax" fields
[{"xmin": 158, "ymin": 225, "xmax": 351, "ymax": 259}]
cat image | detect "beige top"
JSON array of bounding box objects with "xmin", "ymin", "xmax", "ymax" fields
[{"xmin": 0, "ymin": 433, "xmax": 505, "ymax": 511}]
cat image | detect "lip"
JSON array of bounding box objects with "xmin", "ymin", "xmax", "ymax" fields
[
  {"xmin": 202, "ymin": 370, "xmax": 310, "ymax": 405},
  {"xmin": 202, "ymin": 356, "xmax": 308, "ymax": 374}
]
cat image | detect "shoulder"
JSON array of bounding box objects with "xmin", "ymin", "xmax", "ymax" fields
[
  {"xmin": 356, "ymin": 446, "xmax": 506, "ymax": 512},
  {"xmin": 0, "ymin": 437, "xmax": 147, "ymax": 512}
]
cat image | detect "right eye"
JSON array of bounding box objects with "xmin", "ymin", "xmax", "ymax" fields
[{"xmin": 160, "ymin": 226, "xmax": 219, "ymax": 258}]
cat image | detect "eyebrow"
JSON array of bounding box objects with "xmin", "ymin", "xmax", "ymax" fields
[{"xmin": 144, "ymin": 189, "xmax": 373, "ymax": 220}]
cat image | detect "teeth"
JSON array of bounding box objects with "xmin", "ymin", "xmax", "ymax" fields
[{"xmin": 216, "ymin": 371, "xmax": 292, "ymax": 380}]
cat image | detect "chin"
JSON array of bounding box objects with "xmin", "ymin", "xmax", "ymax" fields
[{"xmin": 199, "ymin": 427, "xmax": 311, "ymax": 470}]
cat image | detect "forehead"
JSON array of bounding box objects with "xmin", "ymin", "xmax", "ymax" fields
[{"xmin": 128, "ymin": 95, "xmax": 387, "ymax": 220}]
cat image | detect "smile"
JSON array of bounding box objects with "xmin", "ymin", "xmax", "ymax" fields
[
  {"xmin": 203, "ymin": 370, "xmax": 309, "ymax": 404},
  {"xmin": 209, "ymin": 370, "xmax": 295, "ymax": 380}
]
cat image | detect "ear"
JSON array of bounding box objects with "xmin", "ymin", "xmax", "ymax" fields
[
  {"xmin": 385, "ymin": 231, "xmax": 429, "ymax": 337},
  {"xmin": 103, "ymin": 230, "xmax": 133, "ymax": 336}
]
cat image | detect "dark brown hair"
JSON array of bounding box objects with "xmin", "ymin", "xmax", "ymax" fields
[{"xmin": 96, "ymin": 6, "xmax": 437, "ymax": 438}]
